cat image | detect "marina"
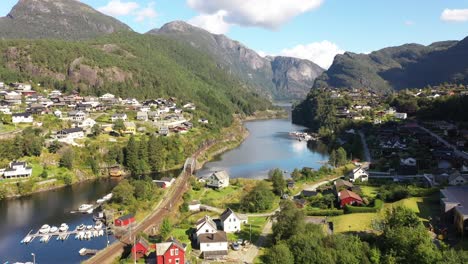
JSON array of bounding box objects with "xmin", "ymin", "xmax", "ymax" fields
[{"xmin": 21, "ymin": 221, "xmax": 107, "ymax": 244}]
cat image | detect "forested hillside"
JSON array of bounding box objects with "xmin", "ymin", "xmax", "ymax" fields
[{"xmin": 0, "ymin": 33, "xmax": 271, "ymax": 127}]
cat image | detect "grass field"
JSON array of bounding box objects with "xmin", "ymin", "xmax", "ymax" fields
[
  {"xmin": 331, "ymin": 193, "xmax": 440, "ymax": 233},
  {"xmin": 360, "ymin": 185, "xmax": 379, "ymax": 198},
  {"xmin": 227, "ymin": 216, "xmax": 269, "ymax": 243}
]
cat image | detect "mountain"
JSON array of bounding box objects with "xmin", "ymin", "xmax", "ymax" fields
[
  {"xmin": 148, "ymin": 21, "xmax": 324, "ymax": 100},
  {"xmin": 0, "ymin": 0, "xmax": 132, "ymax": 40},
  {"xmin": 0, "ymin": 33, "xmax": 271, "ymax": 127},
  {"xmin": 313, "ymin": 38, "xmax": 468, "ymax": 92}
]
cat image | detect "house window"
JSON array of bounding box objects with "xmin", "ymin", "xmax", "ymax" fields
[
  {"xmin": 170, "ymin": 249, "xmax": 174, "ymax": 256},
  {"xmin": 205, "ymin": 229, "xmax": 209, "ymax": 233},
  {"xmin": 175, "ymin": 249, "xmax": 179, "ymax": 255}
]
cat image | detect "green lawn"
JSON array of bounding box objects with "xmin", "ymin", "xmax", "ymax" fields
[
  {"xmin": 360, "ymin": 185, "xmax": 379, "ymax": 198},
  {"xmin": 331, "ymin": 194, "xmax": 440, "ymax": 233},
  {"xmin": 330, "ymin": 213, "xmax": 377, "ymax": 233},
  {"xmin": 227, "ymin": 216, "xmax": 269, "ymax": 243}
]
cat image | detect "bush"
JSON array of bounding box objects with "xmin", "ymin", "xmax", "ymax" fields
[
  {"xmin": 344, "ymin": 199, "xmax": 383, "ymax": 214},
  {"xmin": 306, "ymin": 208, "xmax": 344, "ymax": 216}
]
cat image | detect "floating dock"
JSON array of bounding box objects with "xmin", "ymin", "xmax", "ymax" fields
[{"xmin": 21, "ymin": 225, "xmax": 107, "ymax": 244}]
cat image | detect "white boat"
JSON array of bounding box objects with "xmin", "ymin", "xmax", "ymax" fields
[
  {"xmin": 96, "ymin": 198, "xmax": 105, "ymax": 204},
  {"xmin": 93, "ymin": 230, "xmax": 99, "ymax": 237},
  {"xmin": 39, "ymin": 224, "xmax": 51, "ymax": 234},
  {"xmin": 98, "ymin": 230, "xmax": 104, "ymax": 236},
  {"xmin": 85, "ymin": 231, "xmax": 92, "ymax": 239},
  {"xmin": 94, "ymin": 222, "xmax": 103, "ymax": 230},
  {"xmin": 50, "ymin": 226, "xmax": 58, "ymax": 233},
  {"xmin": 59, "ymin": 223, "xmax": 69, "ymax": 232},
  {"xmin": 103, "ymin": 193, "xmax": 113, "ymax": 201},
  {"xmin": 79, "ymin": 248, "xmax": 86, "ymax": 255},
  {"xmin": 21, "ymin": 236, "xmax": 32, "ymax": 244},
  {"xmin": 78, "ymin": 231, "xmax": 85, "ymax": 240},
  {"xmin": 40, "ymin": 235, "xmax": 50, "ymax": 243},
  {"xmin": 76, "ymin": 224, "xmax": 85, "ymax": 231},
  {"xmin": 86, "ymin": 225, "xmax": 93, "ymax": 230},
  {"xmin": 78, "ymin": 204, "xmax": 93, "ymax": 212},
  {"xmin": 86, "ymin": 208, "xmax": 94, "ymax": 214}
]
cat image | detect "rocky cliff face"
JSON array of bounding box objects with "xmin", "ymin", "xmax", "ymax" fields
[
  {"xmin": 0, "ymin": 0, "xmax": 132, "ymax": 40},
  {"xmin": 150, "ymin": 21, "xmax": 323, "ymax": 100},
  {"xmin": 313, "ymin": 37, "xmax": 468, "ymax": 92}
]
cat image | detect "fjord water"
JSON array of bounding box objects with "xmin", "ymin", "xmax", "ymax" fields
[
  {"xmin": 197, "ymin": 117, "xmax": 329, "ymax": 179},
  {"xmin": 0, "ymin": 180, "xmax": 117, "ymax": 264}
]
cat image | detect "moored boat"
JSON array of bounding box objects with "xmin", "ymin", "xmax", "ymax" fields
[
  {"xmin": 78, "ymin": 204, "xmax": 93, "ymax": 212},
  {"xmin": 39, "ymin": 224, "xmax": 50, "ymax": 234}
]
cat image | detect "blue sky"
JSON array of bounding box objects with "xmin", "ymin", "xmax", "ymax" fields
[{"xmin": 1, "ymin": 0, "xmax": 467, "ymax": 68}]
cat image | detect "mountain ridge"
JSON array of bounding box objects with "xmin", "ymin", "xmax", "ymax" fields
[{"xmin": 149, "ymin": 21, "xmax": 324, "ymax": 100}]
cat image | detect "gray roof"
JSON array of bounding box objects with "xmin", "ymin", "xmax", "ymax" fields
[
  {"xmin": 220, "ymin": 208, "xmax": 238, "ymax": 222},
  {"xmin": 212, "ymin": 170, "xmax": 229, "ymax": 181},
  {"xmin": 198, "ymin": 231, "xmax": 227, "ymax": 244},
  {"xmin": 441, "ymin": 186, "xmax": 468, "ymax": 216}
]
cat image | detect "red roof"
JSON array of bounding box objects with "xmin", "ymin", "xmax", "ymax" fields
[{"xmin": 339, "ymin": 189, "xmax": 363, "ymax": 202}]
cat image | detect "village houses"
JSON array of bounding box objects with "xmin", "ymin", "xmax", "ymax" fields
[
  {"xmin": 206, "ymin": 170, "xmax": 230, "ymax": 189},
  {"xmin": 1, "ymin": 161, "xmax": 33, "ymax": 179}
]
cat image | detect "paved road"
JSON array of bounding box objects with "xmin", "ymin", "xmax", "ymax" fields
[
  {"xmin": 200, "ymin": 204, "xmax": 278, "ymax": 217},
  {"xmin": 417, "ymin": 124, "xmax": 468, "ymax": 160},
  {"xmin": 358, "ymin": 130, "xmax": 372, "ymax": 162}
]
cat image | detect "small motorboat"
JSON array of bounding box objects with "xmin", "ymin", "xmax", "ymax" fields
[
  {"xmin": 85, "ymin": 231, "xmax": 92, "ymax": 239},
  {"xmin": 40, "ymin": 235, "xmax": 50, "ymax": 243},
  {"xmin": 21, "ymin": 236, "xmax": 32, "ymax": 244},
  {"xmin": 50, "ymin": 226, "xmax": 58, "ymax": 233},
  {"xmin": 94, "ymin": 222, "xmax": 103, "ymax": 230},
  {"xmin": 76, "ymin": 224, "xmax": 85, "ymax": 231},
  {"xmin": 96, "ymin": 198, "xmax": 105, "ymax": 204},
  {"xmin": 86, "ymin": 225, "xmax": 93, "ymax": 230},
  {"xmin": 98, "ymin": 230, "xmax": 104, "ymax": 236},
  {"xmin": 78, "ymin": 204, "xmax": 93, "ymax": 212},
  {"xmin": 39, "ymin": 224, "xmax": 51, "ymax": 234},
  {"xmin": 59, "ymin": 223, "xmax": 69, "ymax": 232},
  {"xmin": 103, "ymin": 193, "xmax": 113, "ymax": 201}
]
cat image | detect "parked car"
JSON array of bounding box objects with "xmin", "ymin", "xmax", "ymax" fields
[
  {"xmin": 237, "ymin": 239, "xmax": 244, "ymax": 246},
  {"xmin": 231, "ymin": 242, "xmax": 240, "ymax": 251}
]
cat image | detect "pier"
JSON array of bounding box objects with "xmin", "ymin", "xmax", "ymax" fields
[{"xmin": 21, "ymin": 224, "xmax": 107, "ymax": 244}]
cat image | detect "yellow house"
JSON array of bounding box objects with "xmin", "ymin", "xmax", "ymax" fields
[{"xmin": 122, "ymin": 122, "xmax": 136, "ymax": 135}]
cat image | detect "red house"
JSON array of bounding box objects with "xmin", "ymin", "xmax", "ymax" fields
[
  {"xmin": 132, "ymin": 237, "xmax": 151, "ymax": 259},
  {"xmin": 155, "ymin": 238, "xmax": 186, "ymax": 264},
  {"xmin": 338, "ymin": 189, "xmax": 363, "ymax": 208},
  {"xmin": 114, "ymin": 214, "xmax": 135, "ymax": 227}
]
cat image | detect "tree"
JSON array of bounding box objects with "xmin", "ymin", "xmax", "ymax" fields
[
  {"xmin": 382, "ymin": 206, "xmax": 421, "ymax": 231},
  {"xmin": 291, "ymin": 168, "xmax": 302, "ymax": 181},
  {"xmin": 112, "ymin": 179, "xmax": 135, "ymax": 205},
  {"xmin": 263, "ymin": 243, "xmax": 295, "ymax": 264},
  {"xmin": 48, "ymin": 140, "xmax": 62, "ymax": 153},
  {"xmin": 59, "ymin": 148, "xmax": 74, "ymax": 169},
  {"xmin": 272, "ymin": 200, "xmax": 305, "ymax": 242},
  {"xmin": 113, "ymin": 119, "xmax": 125, "ymax": 134},
  {"xmin": 91, "ymin": 124, "xmax": 101, "ymax": 137},
  {"xmin": 336, "ymin": 147, "xmax": 347, "ymax": 166},
  {"xmin": 160, "ymin": 218, "xmax": 172, "ymax": 240},
  {"xmin": 125, "ymin": 136, "xmax": 139, "ymax": 176},
  {"xmin": 40, "ymin": 170, "xmax": 48, "ymax": 179},
  {"xmin": 329, "ymin": 149, "xmax": 337, "ymax": 167},
  {"xmin": 241, "ymin": 181, "xmax": 275, "ymax": 212},
  {"xmin": 270, "ymin": 169, "xmax": 286, "ymax": 196}
]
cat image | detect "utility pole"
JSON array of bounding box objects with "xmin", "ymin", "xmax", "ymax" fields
[{"xmin": 249, "ymin": 223, "xmax": 252, "ymax": 243}]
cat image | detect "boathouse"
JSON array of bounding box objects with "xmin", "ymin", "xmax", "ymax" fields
[{"xmin": 114, "ymin": 214, "xmax": 135, "ymax": 227}]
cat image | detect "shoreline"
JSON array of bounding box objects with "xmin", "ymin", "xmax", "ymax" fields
[{"xmin": 1, "ymin": 109, "xmax": 285, "ymax": 200}]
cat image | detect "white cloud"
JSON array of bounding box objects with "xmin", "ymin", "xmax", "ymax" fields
[
  {"xmin": 97, "ymin": 0, "xmax": 139, "ymax": 16},
  {"xmin": 280, "ymin": 41, "xmax": 344, "ymax": 69},
  {"xmin": 188, "ymin": 10, "xmax": 231, "ymax": 34},
  {"xmin": 441, "ymin": 8, "xmax": 468, "ymax": 22},
  {"xmin": 187, "ymin": 0, "xmax": 323, "ymax": 30},
  {"xmin": 135, "ymin": 2, "xmax": 157, "ymax": 22},
  {"xmin": 404, "ymin": 20, "xmax": 414, "ymax": 26}
]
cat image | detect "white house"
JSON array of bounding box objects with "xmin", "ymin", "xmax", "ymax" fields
[
  {"xmin": 13, "ymin": 83, "xmax": 31, "ymax": 91},
  {"xmin": 448, "ymin": 171, "xmax": 468, "ymax": 186},
  {"xmin": 0, "ymin": 106, "xmax": 11, "ymax": 115},
  {"xmin": 348, "ymin": 167, "xmax": 369, "ymax": 182},
  {"xmin": 49, "ymin": 90, "xmax": 62, "ymax": 97},
  {"xmin": 77, "ymin": 118, "xmax": 96, "ymax": 129},
  {"xmin": 198, "ymin": 232, "xmax": 228, "ymax": 258},
  {"xmin": 220, "ymin": 208, "xmax": 241, "ymax": 233},
  {"xmin": 206, "ymin": 171, "xmax": 230, "ymax": 189},
  {"xmin": 68, "ymin": 110, "xmax": 86, "ymax": 122},
  {"xmin": 111, "ymin": 113, "xmax": 127, "ymax": 122},
  {"xmin": 56, "ymin": 127, "xmax": 85, "ymax": 140},
  {"xmin": 99, "ymin": 93, "xmax": 115, "ymax": 100},
  {"xmin": 188, "ymin": 200, "xmax": 201, "ymax": 212},
  {"xmin": 195, "ymin": 216, "xmax": 218, "ymax": 238},
  {"xmin": 12, "ymin": 113, "xmax": 33, "ymax": 123},
  {"xmin": 394, "ymin": 112, "xmax": 408, "ymax": 119},
  {"xmin": 2, "ymin": 161, "xmax": 32, "ymax": 179},
  {"xmin": 136, "ymin": 111, "xmax": 148, "ymax": 121}
]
